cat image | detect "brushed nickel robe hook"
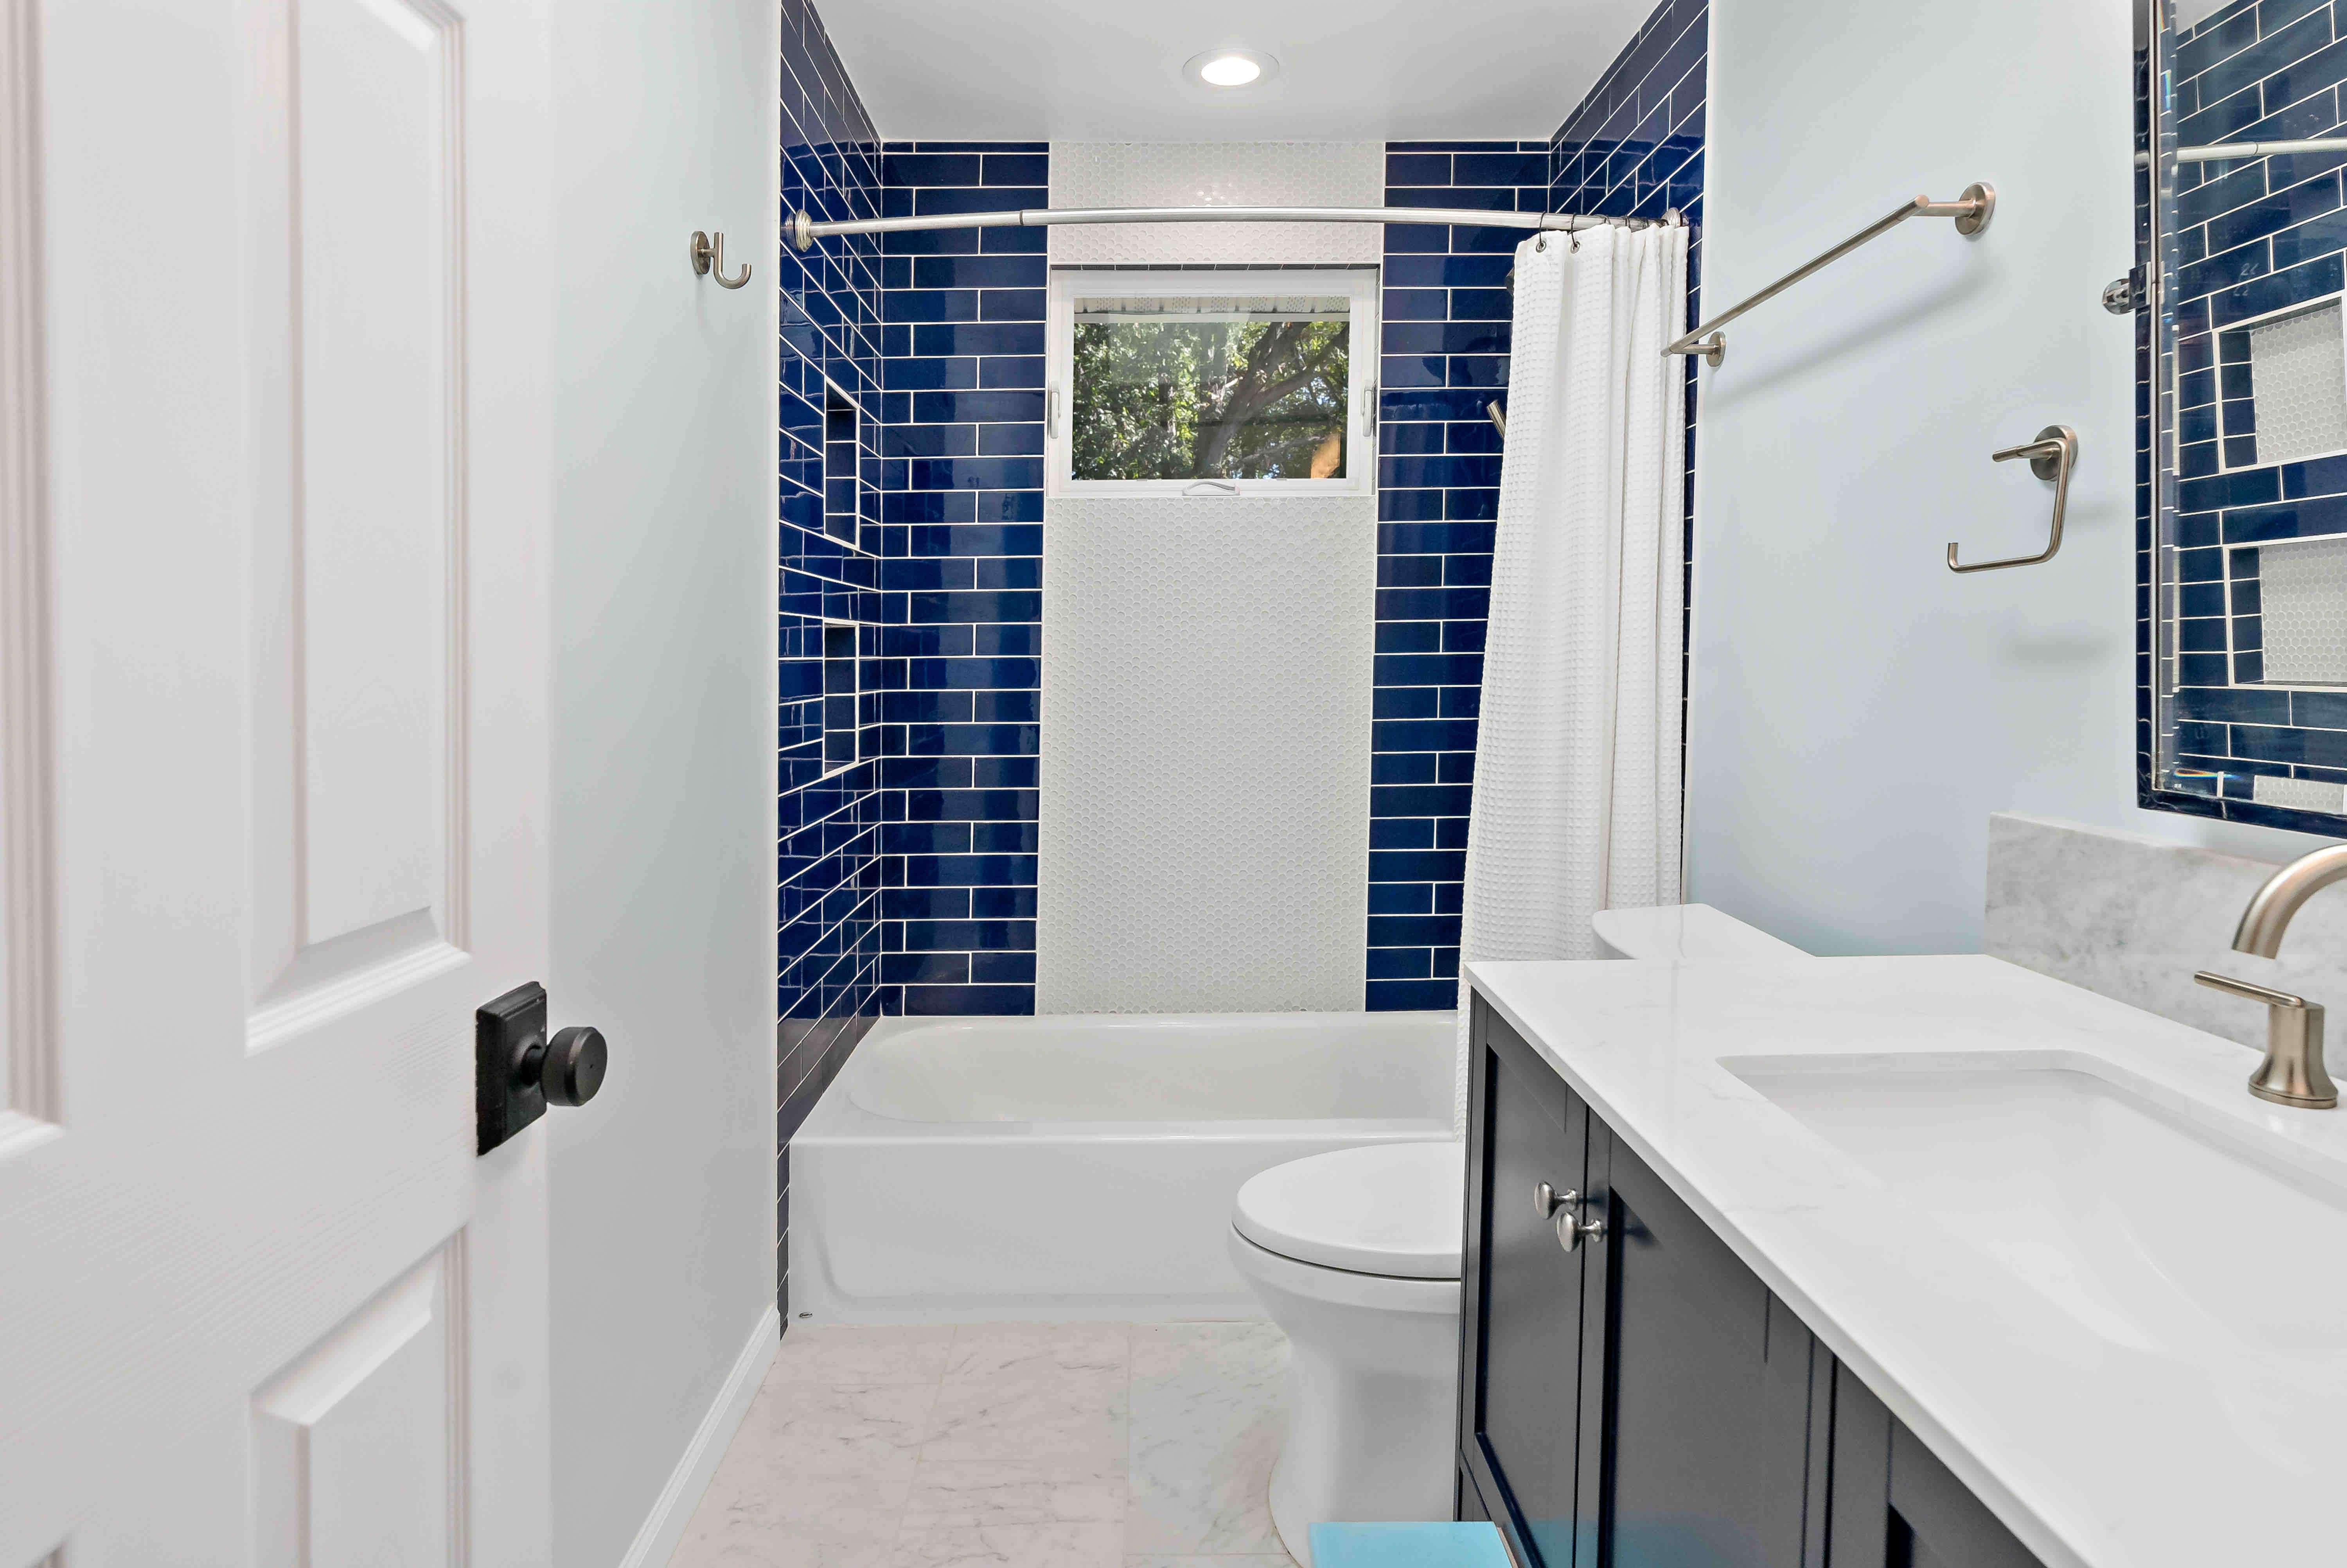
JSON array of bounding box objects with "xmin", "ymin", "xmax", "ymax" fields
[{"xmin": 690, "ymin": 230, "xmax": 752, "ymax": 289}]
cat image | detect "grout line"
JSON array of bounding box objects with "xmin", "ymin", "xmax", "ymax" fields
[{"xmin": 886, "ymin": 1325, "xmax": 955, "ymax": 1554}]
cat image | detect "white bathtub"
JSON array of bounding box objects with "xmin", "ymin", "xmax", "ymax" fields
[{"xmin": 787, "ymin": 1009, "xmax": 1456, "ymax": 1322}]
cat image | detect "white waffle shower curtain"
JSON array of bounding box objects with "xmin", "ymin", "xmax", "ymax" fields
[{"xmin": 1452, "ymin": 221, "xmax": 1689, "ymax": 1129}]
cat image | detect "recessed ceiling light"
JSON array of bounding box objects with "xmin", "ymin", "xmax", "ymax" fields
[{"xmin": 1184, "ymin": 48, "xmax": 1280, "ymax": 90}]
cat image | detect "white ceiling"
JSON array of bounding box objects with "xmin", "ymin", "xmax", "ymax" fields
[{"xmin": 818, "ymin": 0, "xmax": 1659, "ymax": 144}]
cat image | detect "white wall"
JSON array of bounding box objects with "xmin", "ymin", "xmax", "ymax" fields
[
  {"xmin": 547, "ymin": 0, "xmax": 779, "ymax": 1562},
  {"xmin": 1686, "ymin": 0, "xmax": 2338, "ymax": 957}
]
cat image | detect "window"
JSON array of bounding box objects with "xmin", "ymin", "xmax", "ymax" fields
[{"xmin": 1046, "ymin": 269, "xmax": 1379, "ymax": 496}]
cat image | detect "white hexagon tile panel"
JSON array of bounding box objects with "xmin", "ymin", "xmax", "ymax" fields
[
  {"xmin": 2259, "ymin": 533, "xmax": 2347, "ymax": 686},
  {"xmin": 2245, "ymin": 302, "xmax": 2347, "ymax": 469},
  {"xmin": 2252, "ymin": 772, "xmax": 2347, "ymax": 813},
  {"xmin": 1037, "ymin": 497, "xmax": 1377, "ymax": 1013},
  {"xmin": 1047, "ymin": 142, "xmax": 1384, "ymax": 266}
]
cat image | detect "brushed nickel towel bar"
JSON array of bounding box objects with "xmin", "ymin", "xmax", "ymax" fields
[
  {"xmin": 787, "ymin": 204, "xmax": 1681, "ymax": 252},
  {"xmin": 1663, "ymin": 183, "xmax": 1995, "ymax": 368}
]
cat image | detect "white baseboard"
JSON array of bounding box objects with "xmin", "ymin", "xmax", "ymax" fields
[{"xmin": 616, "ymin": 1303, "xmax": 780, "ymax": 1568}]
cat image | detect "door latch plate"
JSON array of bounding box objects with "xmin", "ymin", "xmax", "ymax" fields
[{"xmin": 477, "ymin": 981, "xmax": 550, "ymax": 1156}]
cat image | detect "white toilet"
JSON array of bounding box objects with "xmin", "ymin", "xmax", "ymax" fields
[
  {"xmin": 1229, "ymin": 905, "xmax": 1809, "ymax": 1565},
  {"xmin": 1228, "ymin": 1139, "xmax": 1463, "ymax": 1566}
]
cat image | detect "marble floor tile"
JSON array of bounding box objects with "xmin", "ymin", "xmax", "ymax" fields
[
  {"xmin": 891, "ymin": 1522, "xmax": 1125, "ymax": 1568},
  {"xmin": 771, "ymin": 1324, "xmax": 957, "ymax": 1387},
  {"xmin": 922, "ymin": 1366, "xmax": 1130, "ymax": 1477},
  {"xmin": 944, "ymin": 1321, "xmax": 1133, "ymax": 1383},
  {"xmin": 1124, "ymin": 1323, "xmax": 1289, "ymax": 1558},
  {"xmin": 901, "ymin": 1462, "xmax": 1126, "ymax": 1531},
  {"xmin": 725, "ymin": 1378, "xmax": 939, "ymax": 1482},
  {"xmin": 666, "ymin": 1321, "xmax": 1300, "ymax": 1568},
  {"xmin": 669, "ymin": 1471, "xmax": 909, "ymax": 1568}
]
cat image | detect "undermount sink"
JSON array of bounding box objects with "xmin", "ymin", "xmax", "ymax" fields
[{"xmin": 1725, "ymin": 1054, "xmax": 2347, "ymax": 1352}]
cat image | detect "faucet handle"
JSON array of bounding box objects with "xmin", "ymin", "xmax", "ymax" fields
[
  {"xmin": 2193, "ymin": 970, "xmax": 2338, "ymax": 1109},
  {"xmin": 2194, "ymin": 970, "xmax": 2307, "ymax": 1009}
]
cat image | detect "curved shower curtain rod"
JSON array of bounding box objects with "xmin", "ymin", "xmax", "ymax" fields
[
  {"xmin": 2140, "ymin": 137, "xmax": 2347, "ymax": 165},
  {"xmin": 786, "ymin": 204, "xmax": 1684, "ymax": 252}
]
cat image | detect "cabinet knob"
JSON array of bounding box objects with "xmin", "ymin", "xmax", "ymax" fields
[
  {"xmin": 1538, "ymin": 1182, "xmax": 1607, "ymax": 1248},
  {"xmin": 1556, "ymin": 1207, "xmax": 1607, "ymax": 1252}
]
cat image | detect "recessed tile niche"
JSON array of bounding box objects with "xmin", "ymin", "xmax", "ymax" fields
[
  {"xmin": 2259, "ymin": 533, "xmax": 2347, "ymax": 686},
  {"xmin": 2233, "ymin": 300, "xmax": 2347, "ymax": 469}
]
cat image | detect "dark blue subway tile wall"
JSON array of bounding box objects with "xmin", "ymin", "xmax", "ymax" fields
[
  {"xmin": 1546, "ymin": 0, "xmax": 1707, "ymax": 230},
  {"xmin": 777, "ymin": 0, "xmax": 886, "ymax": 1311},
  {"xmin": 877, "ymin": 143, "xmax": 1048, "ymax": 1017},
  {"xmin": 783, "ymin": 0, "xmax": 1708, "ymax": 1063},
  {"xmin": 2142, "ymin": 0, "xmax": 2347, "ymax": 832},
  {"xmin": 1364, "ymin": 0, "xmax": 1707, "ymax": 1009},
  {"xmin": 778, "ymin": 0, "xmax": 883, "ymax": 402},
  {"xmin": 1368, "ymin": 143, "xmax": 1547, "ymax": 1012}
]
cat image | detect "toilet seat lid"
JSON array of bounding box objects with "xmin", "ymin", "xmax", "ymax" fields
[{"xmin": 1232, "ymin": 1141, "xmax": 1463, "ymax": 1280}]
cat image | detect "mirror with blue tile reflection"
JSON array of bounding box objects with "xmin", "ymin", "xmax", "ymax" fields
[{"xmin": 2151, "ymin": 0, "xmax": 2347, "ymax": 824}]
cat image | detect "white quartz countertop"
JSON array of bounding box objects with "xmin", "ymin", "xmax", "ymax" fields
[{"xmin": 1466, "ymin": 953, "xmax": 2347, "ymax": 1568}]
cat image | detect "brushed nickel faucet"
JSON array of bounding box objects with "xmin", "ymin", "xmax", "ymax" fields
[{"xmin": 2194, "ymin": 844, "xmax": 2347, "ymax": 1110}]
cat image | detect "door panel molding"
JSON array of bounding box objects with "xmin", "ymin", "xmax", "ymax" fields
[
  {"xmin": 246, "ymin": 913, "xmax": 470, "ymax": 1053},
  {"xmin": 252, "ymin": 1233, "xmax": 471, "ymax": 1568},
  {"xmin": 245, "ymin": 0, "xmax": 473, "ymax": 1045},
  {"xmin": 0, "ymin": 0, "xmax": 58, "ymax": 1144}
]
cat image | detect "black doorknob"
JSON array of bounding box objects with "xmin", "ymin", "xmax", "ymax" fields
[
  {"xmin": 510, "ymin": 1024, "xmax": 607, "ymax": 1108},
  {"xmin": 541, "ymin": 1026, "xmax": 608, "ymax": 1106},
  {"xmin": 476, "ymin": 985, "xmax": 609, "ymax": 1155}
]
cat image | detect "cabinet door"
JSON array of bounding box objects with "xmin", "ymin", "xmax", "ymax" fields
[
  {"xmin": 1576, "ymin": 1120, "xmax": 1824, "ymax": 1568},
  {"xmin": 1461, "ymin": 998, "xmax": 1590, "ymax": 1567},
  {"xmin": 1459, "ymin": 1465, "xmax": 1494, "ymax": 1524},
  {"xmin": 1827, "ymin": 1367, "xmax": 2043, "ymax": 1568}
]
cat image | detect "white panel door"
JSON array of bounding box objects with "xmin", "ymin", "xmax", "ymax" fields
[{"xmin": 0, "ymin": 0, "xmax": 558, "ymax": 1559}]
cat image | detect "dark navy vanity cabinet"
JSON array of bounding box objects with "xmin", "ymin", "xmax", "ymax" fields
[{"xmin": 1459, "ymin": 997, "xmax": 2047, "ymax": 1568}]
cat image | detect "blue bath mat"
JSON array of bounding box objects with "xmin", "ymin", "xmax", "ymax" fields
[{"xmin": 1308, "ymin": 1521, "xmax": 1513, "ymax": 1567}]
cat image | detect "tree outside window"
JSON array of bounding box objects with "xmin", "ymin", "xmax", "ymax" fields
[{"xmin": 1069, "ymin": 297, "xmax": 1351, "ymax": 483}]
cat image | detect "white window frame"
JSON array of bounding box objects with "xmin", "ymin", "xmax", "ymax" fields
[{"xmin": 1045, "ymin": 267, "xmax": 1381, "ymax": 498}]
